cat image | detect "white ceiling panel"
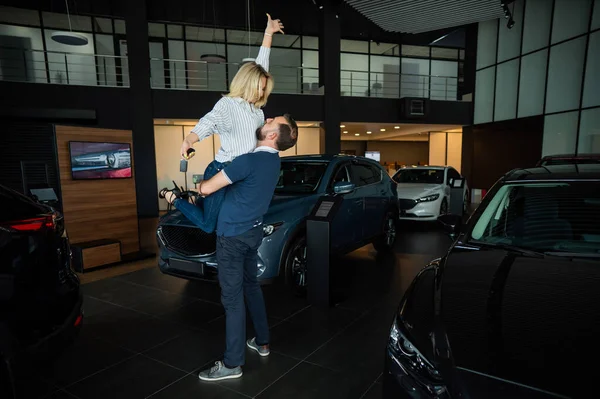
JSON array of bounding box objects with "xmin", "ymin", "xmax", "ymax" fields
[{"xmin": 344, "ymin": 0, "xmax": 505, "ymax": 34}]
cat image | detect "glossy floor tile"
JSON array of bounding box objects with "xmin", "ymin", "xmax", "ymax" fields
[{"xmin": 10, "ymin": 223, "xmax": 451, "ymax": 398}]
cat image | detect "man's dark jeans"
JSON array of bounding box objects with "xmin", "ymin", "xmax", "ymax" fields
[
  {"xmin": 216, "ymin": 226, "xmax": 270, "ymax": 367},
  {"xmin": 174, "ymin": 160, "xmax": 230, "ymax": 233}
]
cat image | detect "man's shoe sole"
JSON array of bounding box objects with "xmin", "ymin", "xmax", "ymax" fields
[
  {"xmin": 198, "ymin": 372, "xmax": 243, "ymax": 382},
  {"xmin": 247, "ymin": 341, "xmax": 270, "ymax": 357}
]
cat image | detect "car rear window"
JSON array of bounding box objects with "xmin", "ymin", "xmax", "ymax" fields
[
  {"xmin": 0, "ymin": 185, "xmax": 46, "ymax": 223},
  {"xmin": 470, "ymin": 182, "xmax": 600, "ymax": 254}
]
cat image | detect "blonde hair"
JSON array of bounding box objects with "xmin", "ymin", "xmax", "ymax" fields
[{"xmin": 225, "ymin": 62, "xmax": 274, "ymax": 108}]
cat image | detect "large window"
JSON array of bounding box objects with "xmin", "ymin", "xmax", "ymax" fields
[
  {"xmin": 340, "ymin": 40, "xmax": 460, "ymax": 100},
  {"xmin": 474, "ymin": 0, "xmax": 599, "ymax": 157},
  {"xmin": 0, "ymin": 6, "xmax": 127, "ymax": 87}
]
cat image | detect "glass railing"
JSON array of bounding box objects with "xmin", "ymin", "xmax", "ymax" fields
[
  {"xmin": 150, "ymin": 57, "xmax": 321, "ymax": 95},
  {"xmin": 0, "ymin": 47, "xmax": 458, "ymax": 100},
  {"xmin": 341, "ymin": 69, "xmax": 458, "ymax": 101},
  {"xmin": 0, "ymin": 47, "xmax": 129, "ymax": 87}
]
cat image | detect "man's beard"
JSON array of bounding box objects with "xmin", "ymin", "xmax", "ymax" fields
[
  {"xmin": 276, "ymin": 130, "xmax": 297, "ymax": 151},
  {"xmin": 255, "ymin": 126, "xmax": 263, "ymax": 141}
]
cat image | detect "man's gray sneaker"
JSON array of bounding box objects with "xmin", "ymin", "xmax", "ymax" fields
[
  {"xmin": 247, "ymin": 337, "xmax": 270, "ymax": 357},
  {"xmin": 198, "ymin": 361, "xmax": 242, "ymax": 381}
]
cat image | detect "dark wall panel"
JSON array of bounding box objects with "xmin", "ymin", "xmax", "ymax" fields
[
  {"xmin": 366, "ymin": 141, "xmax": 429, "ymax": 165},
  {"xmin": 152, "ymin": 91, "xmax": 324, "ymax": 122},
  {"xmin": 463, "ymin": 116, "xmax": 544, "ymax": 189},
  {"xmin": 339, "ymin": 97, "xmax": 472, "ymax": 125},
  {"xmin": 341, "ymin": 141, "xmax": 367, "ymax": 156},
  {"xmin": 0, "ymin": 120, "xmax": 61, "ymax": 205},
  {"xmin": 0, "ymin": 82, "xmax": 132, "ymax": 130}
]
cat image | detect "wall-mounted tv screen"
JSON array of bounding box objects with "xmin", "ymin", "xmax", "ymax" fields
[
  {"xmin": 365, "ymin": 151, "xmax": 381, "ymax": 162},
  {"xmin": 69, "ymin": 141, "xmax": 132, "ymax": 180}
]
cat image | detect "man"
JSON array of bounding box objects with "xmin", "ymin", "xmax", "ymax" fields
[{"xmin": 167, "ymin": 114, "xmax": 298, "ymax": 381}]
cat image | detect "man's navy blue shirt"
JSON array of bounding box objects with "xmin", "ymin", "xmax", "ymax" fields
[{"xmin": 218, "ymin": 147, "xmax": 280, "ymax": 237}]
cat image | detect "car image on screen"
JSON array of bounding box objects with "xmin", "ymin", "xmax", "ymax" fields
[{"xmin": 69, "ymin": 142, "xmax": 132, "ymax": 180}]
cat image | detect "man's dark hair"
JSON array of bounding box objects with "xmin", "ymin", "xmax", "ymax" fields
[
  {"xmin": 282, "ymin": 113, "xmax": 298, "ymax": 138},
  {"xmin": 256, "ymin": 114, "xmax": 298, "ymax": 141}
]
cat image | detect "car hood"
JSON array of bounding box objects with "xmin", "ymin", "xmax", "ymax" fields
[
  {"xmin": 436, "ymin": 246, "xmax": 600, "ymax": 398},
  {"xmin": 396, "ymin": 183, "xmax": 443, "ymax": 199}
]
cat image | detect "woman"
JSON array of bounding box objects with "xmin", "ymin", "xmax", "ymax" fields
[{"xmin": 166, "ymin": 13, "xmax": 285, "ymax": 233}]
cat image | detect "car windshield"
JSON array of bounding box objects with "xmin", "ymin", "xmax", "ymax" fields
[
  {"xmin": 469, "ymin": 181, "xmax": 600, "ymax": 254},
  {"xmin": 393, "ymin": 169, "xmax": 444, "ymax": 184},
  {"xmin": 275, "ymin": 162, "xmax": 328, "ymax": 194},
  {"xmin": 541, "ymin": 158, "xmax": 600, "ymax": 166}
]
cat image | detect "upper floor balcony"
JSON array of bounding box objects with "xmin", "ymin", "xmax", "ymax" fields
[{"xmin": 0, "ymin": 47, "xmax": 460, "ymax": 101}]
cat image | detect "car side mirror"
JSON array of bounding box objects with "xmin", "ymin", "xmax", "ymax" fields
[
  {"xmin": 333, "ymin": 181, "xmax": 355, "ymax": 195},
  {"xmin": 438, "ymin": 214, "xmax": 463, "ymax": 237}
]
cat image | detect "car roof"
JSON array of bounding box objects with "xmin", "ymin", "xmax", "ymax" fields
[
  {"xmin": 399, "ymin": 165, "xmax": 447, "ymax": 170},
  {"xmin": 540, "ymin": 153, "xmax": 600, "ymax": 159},
  {"xmin": 503, "ymin": 164, "xmax": 600, "ymax": 181},
  {"xmin": 280, "ymin": 154, "xmax": 378, "ymax": 163}
]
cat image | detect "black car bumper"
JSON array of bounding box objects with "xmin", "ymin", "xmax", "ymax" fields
[
  {"xmin": 382, "ymin": 349, "xmax": 451, "ymax": 399},
  {"xmin": 23, "ymin": 291, "xmax": 83, "ymax": 358}
]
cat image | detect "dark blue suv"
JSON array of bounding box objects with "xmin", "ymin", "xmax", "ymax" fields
[{"xmin": 157, "ymin": 155, "xmax": 398, "ymax": 294}]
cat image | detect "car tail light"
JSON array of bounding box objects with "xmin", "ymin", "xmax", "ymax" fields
[
  {"xmin": 2, "ymin": 215, "xmax": 55, "ymax": 232},
  {"xmin": 74, "ymin": 314, "xmax": 83, "ymax": 327}
]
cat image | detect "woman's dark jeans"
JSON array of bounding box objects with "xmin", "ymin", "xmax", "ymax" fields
[{"xmin": 174, "ymin": 160, "xmax": 229, "ymax": 233}]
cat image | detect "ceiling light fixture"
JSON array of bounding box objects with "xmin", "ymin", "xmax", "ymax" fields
[
  {"xmin": 394, "ymin": 126, "xmax": 400, "ymax": 129},
  {"xmin": 200, "ymin": 1, "xmax": 227, "ymax": 63},
  {"xmin": 501, "ymin": 0, "xmax": 516, "ymax": 29},
  {"xmin": 380, "ymin": 128, "xmax": 386, "ymax": 131},
  {"xmin": 51, "ymin": 0, "xmax": 89, "ymax": 46},
  {"xmin": 355, "ymin": 133, "xmax": 360, "ymax": 136},
  {"xmin": 366, "ymin": 131, "xmax": 372, "ymax": 134},
  {"xmin": 340, "ymin": 125, "xmax": 345, "ymax": 128},
  {"xmin": 343, "ymin": 131, "xmax": 348, "ymax": 133}
]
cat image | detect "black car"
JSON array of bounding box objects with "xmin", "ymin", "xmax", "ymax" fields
[
  {"xmin": 0, "ymin": 185, "xmax": 83, "ymax": 398},
  {"xmin": 383, "ymin": 165, "xmax": 600, "ymax": 398},
  {"xmin": 536, "ymin": 153, "xmax": 600, "ymax": 166}
]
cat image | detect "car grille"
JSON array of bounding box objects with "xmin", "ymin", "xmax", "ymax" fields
[
  {"xmin": 159, "ymin": 225, "xmax": 216, "ymax": 256},
  {"xmin": 399, "ymin": 199, "xmax": 417, "ymax": 210}
]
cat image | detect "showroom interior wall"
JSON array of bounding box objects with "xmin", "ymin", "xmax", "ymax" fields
[
  {"xmin": 474, "ymin": 0, "xmax": 600, "ymax": 160},
  {"xmin": 154, "ymin": 125, "xmax": 321, "ymax": 211},
  {"xmin": 366, "ymin": 140, "xmax": 428, "ymax": 166},
  {"xmin": 429, "ymin": 131, "xmax": 463, "ymax": 172},
  {"xmin": 55, "ymin": 125, "xmax": 141, "ymax": 255},
  {"xmin": 340, "ymin": 130, "xmax": 462, "ymax": 171}
]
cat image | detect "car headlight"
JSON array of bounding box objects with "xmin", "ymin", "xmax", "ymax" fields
[
  {"xmin": 417, "ymin": 193, "xmax": 440, "ymax": 203},
  {"xmin": 388, "ymin": 316, "xmax": 447, "ymax": 396},
  {"xmin": 263, "ymin": 222, "xmax": 283, "ymax": 237}
]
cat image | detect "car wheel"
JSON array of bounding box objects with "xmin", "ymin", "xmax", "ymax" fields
[
  {"xmin": 373, "ymin": 210, "xmax": 397, "ymax": 252},
  {"xmin": 284, "ymin": 235, "xmax": 307, "ymax": 297},
  {"xmin": 440, "ymin": 199, "xmax": 448, "ymax": 216}
]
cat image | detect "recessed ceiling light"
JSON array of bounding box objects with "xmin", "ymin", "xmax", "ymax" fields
[
  {"xmin": 340, "ymin": 125, "xmax": 345, "ymax": 128},
  {"xmin": 394, "ymin": 126, "xmax": 400, "ymax": 129},
  {"xmin": 355, "ymin": 133, "xmax": 360, "ymax": 136},
  {"xmin": 343, "ymin": 131, "xmax": 348, "ymax": 133},
  {"xmin": 366, "ymin": 131, "xmax": 372, "ymax": 134},
  {"xmin": 380, "ymin": 128, "xmax": 386, "ymax": 131}
]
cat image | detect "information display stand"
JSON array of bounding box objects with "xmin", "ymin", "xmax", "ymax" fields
[
  {"xmin": 449, "ymin": 178, "xmax": 466, "ymax": 215},
  {"xmin": 306, "ymin": 195, "xmax": 344, "ymax": 307}
]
